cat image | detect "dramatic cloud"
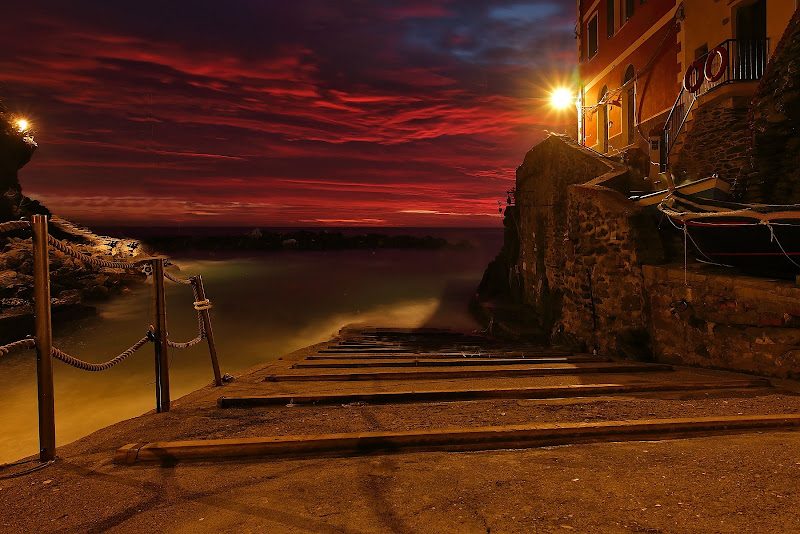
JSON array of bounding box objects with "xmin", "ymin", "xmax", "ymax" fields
[{"xmin": 1, "ymin": 0, "xmax": 576, "ymax": 227}]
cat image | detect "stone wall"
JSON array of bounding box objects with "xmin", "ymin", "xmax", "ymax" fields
[
  {"xmin": 558, "ymin": 185, "xmax": 664, "ymax": 358},
  {"xmin": 514, "ymin": 134, "xmax": 627, "ymax": 332},
  {"xmin": 644, "ymin": 265, "xmax": 800, "ymax": 378},
  {"xmin": 671, "ymin": 95, "xmax": 752, "ymax": 185},
  {"xmin": 733, "ymin": 7, "xmax": 800, "ymax": 203}
]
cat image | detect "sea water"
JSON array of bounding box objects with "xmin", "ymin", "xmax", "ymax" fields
[{"xmin": 0, "ymin": 227, "xmax": 502, "ymax": 463}]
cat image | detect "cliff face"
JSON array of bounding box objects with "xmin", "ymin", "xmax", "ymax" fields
[
  {"xmin": 733, "ymin": 7, "xmax": 800, "ymax": 202},
  {"xmin": 0, "ymin": 102, "xmax": 149, "ymax": 338},
  {"xmin": 0, "ymin": 104, "xmax": 46, "ymax": 221}
]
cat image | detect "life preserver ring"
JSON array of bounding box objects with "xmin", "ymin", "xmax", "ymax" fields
[
  {"xmin": 683, "ymin": 60, "xmax": 704, "ymax": 93},
  {"xmin": 704, "ymin": 45, "xmax": 728, "ymax": 82}
]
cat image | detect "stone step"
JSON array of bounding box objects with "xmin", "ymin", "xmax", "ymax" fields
[
  {"xmin": 114, "ymin": 414, "xmax": 800, "ymax": 465},
  {"xmin": 217, "ymin": 379, "xmax": 771, "ymax": 408},
  {"xmin": 292, "ymin": 357, "xmax": 607, "ymax": 369},
  {"xmin": 263, "ymin": 363, "xmax": 674, "ymax": 382}
]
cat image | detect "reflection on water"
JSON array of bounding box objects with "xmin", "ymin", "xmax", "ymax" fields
[{"xmin": 0, "ymin": 230, "xmax": 501, "ymax": 463}]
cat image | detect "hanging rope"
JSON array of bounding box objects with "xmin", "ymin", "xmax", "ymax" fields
[
  {"xmin": 46, "ymin": 234, "xmax": 150, "ymax": 271},
  {"xmin": 51, "ymin": 335, "xmax": 151, "ymax": 371},
  {"xmin": 164, "ymin": 271, "xmax": 193, "ymax": 285},
  {"xmin": 0, "ymin": 338, "xmax": 36, "ymax": 356},
  {"xmin": 166, "ymin": 279, "xmax": 208, "ymax": 349},
  {"xmin": 48, "ymin": 217, "xmax": 98, "ymax": 240},
  {"xmin": 0, "ymin": 220, "xmax": 31, "ymax": 234},
  {"xmin": 761, "ymin": 221, "xmax": 800, "ymax": 269}
]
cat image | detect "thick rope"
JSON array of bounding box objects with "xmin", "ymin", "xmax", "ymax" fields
[
  {"xmin": 167, "ymin": 335, "xmax": 204, "ymax": 349},
  {"xmin": 0, "ymin": 338, "xmax": 36, "ymax": 356},
  {"xmin": 48, "ymin": 217, "xmax": 97, "ymax": 239},
  {"xmin": 47, "ymin": 234, "xmax": 149, "ymax": 271},
  {"xmin": 166, "ymin": 280, "xmax": 207, "ymax": 349},
  {"xmin": 164, "ymin": 271, "xmax": 193, "ymax": 285},
  {"xmin": 193, "ymin": 299, "xmax": 212, "ymax": 311},
  {"xmin": 51, "ymin": 335, "xmax": 150, "ymax": 371},
  {"xmin": 0, "ymin": 220, "xmax": 31, "ymax": 233}
]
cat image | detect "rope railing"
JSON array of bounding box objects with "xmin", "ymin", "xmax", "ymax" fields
[
  {"xmin": 164, "ymin": 271, "xmax": 193, "ymax": 285},
  {"xmin": 48, "ymin": 216, "xmax": 98, "ymax": 239},
  {"xmin": 0, "ymin": 338, "xmax": 36, "ymax": 356},
  {"xmin": 51, "ymin": 336, "xmax": 151, "ymax": 372},
  {"xmin": 46, "ymin": 234, "xmax": 150, "ymax": 271},
  {"xmin": 0, "ymin": 220, "xmax": 32, "ymax": 233},
  {"xmin": 0, "ymin": 214, "xmax": 224, "ymax": 464},
  {"xmin": 167, "ymin": 279, "xmax": 209, "ymax": 349}
]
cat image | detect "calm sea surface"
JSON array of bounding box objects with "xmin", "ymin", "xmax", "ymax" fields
[{"xmin": 0, "ymin": 227, "xmax": 502, "ymax": 463}]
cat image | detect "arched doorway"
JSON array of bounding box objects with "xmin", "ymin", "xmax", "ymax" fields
[
  {"xmin": 623, "ymin": 65, "xmax": 635, "ymax": 146},
  {"xmin": 597, "ymin": 85, "xmax": 608, "ymax": 153}
]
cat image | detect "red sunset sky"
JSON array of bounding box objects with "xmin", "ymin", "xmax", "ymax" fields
[{"xmin": 1, "ymin": 1, "xmax": 575, "ymax": 227}]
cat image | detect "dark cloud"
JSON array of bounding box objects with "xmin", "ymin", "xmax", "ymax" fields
[{"xmin": 1, "ymin": 0, "xmax": 575, "ymax": 226}]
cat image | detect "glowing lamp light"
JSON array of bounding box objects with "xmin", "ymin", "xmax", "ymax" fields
[
  {"xmin": 550, "ymin": 88, "xmax": 575, "ymax": 110},
  {"xmin": 15, "ymin": 119, "xmax": 29, "ymax": 132}
]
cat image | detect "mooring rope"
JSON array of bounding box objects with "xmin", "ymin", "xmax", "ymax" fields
[
  {"xmin": 46, "ymin": 234, "xmax": 150, "ymax": 271},
  {"xmin": 0, "ymin": 338, "xmax": 36, "ymax": 356},
  {"xmin": 51, "ymin": 335, "xmax": 151, "ymax": 371},
  {"xmin": 0, "ymin": 220, "xmax": 31, "ymax": 234}
]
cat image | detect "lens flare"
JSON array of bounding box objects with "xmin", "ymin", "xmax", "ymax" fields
[
  {"xmin": 550, "ymin": 88, "xmax": 574, "ymax": 110},
  {"xmin": 15, "ymin": 119, "xmax": 29, "ymax": 132}
]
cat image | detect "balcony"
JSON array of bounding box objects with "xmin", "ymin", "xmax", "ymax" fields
[{"xmin": 664, "ymin": 39, "xmax": 769, "ymax": 166}]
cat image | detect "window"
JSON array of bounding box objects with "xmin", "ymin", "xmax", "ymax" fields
[
  {"xmin": 607, "ymin": 0, "xmax": 615, "ymax": 38},
  {"xmin": 625, "ymin": 0, "xmax": 634, "ymax": 21},
  {"xmin": 623, "ymin": 65, "xmax": 636, "ymax": 145},
  {"xmin": 588, "ymin": 15, "xmax": 598, "ymax": 59},
  {"xmin": 694, "ymin": 44, "xmax": 708, "ymax": 60}
]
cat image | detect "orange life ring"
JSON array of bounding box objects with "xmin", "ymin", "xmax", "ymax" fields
[
  {"xmin": 683, "ymin": 60, "xmax": 704, "ymax": 93},
  {"xmin": 704, "ymin": 45, "xmax": 728, "ymax": 82}
]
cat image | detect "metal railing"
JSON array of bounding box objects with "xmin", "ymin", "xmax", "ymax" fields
[
  {"xmin": 664, "ymin": 38, "xmax": 769, "ymax": 164},
  {"xmin": 0, "ymin": 215, "xmax": 223, "ymax": 463}
]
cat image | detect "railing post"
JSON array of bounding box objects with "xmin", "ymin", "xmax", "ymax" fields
[
  {"xmin": 32, "ymin": 215, "xmax": 55, "ymax": 462},
  {"xmin": 192, "ymin": 275, "xmax": 222, "ymax": 386},
  {"xmin": 151, "ymin": 258, "xmax": 170, "ymax": 412}
]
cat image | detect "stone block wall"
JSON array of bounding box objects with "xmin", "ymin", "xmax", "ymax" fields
[
  {"xmin": 558, "ymin": 185, "xmax": 664, "ymax": 358},
  {"xmin": 671, "ymin": 95, "xmax": 751, "ymax": 185},
  {"xmin": 733, "ymin": 7, "xmax": 800, "ymax": 203},
  {"xmin": 514, "ymin": 134, "xmax": 627, "ymax": 332},
  {"xmin": 644, "ymin": 265, "xmax": 800, "ymax": 378}
]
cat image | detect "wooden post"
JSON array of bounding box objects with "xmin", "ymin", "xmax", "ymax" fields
[
  {"xmin": 193, "ymin": 275, "xmax": 222, "ymax": 386},
  {"xmin": 32, "ymin": 215, "xmax": 56, "ymax": 462},
  {"xmin": 151, "ymin": 258, "xmax": 170, "ymax": 412}
]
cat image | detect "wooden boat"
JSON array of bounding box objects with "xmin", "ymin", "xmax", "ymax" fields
[
  {"xmin": 631, "ymin": 175, "xmax": 731, "ymax": 209},
  {"xmin": 658, "ymin": 191, "xmax": 800, "ymax": 277}
]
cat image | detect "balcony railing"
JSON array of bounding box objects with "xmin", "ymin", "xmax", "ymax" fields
[{"xmin": 663, "ymin": 39, "xmax": 769, "ymax": 167}]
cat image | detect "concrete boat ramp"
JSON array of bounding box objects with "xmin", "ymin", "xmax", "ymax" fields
[{"xmin": 4, "ymin": 327, "xmax": 800, "ymax": 533}]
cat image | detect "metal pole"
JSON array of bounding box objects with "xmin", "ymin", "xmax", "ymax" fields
[
  {"xmin": 152, "ymin": 258, "xmax": 170, "ymax": 412},
  {"xmin": 193, "ymin": 275, "xmax": 222, "ymax": 386},
  {"xmin": 32, "ymin": 215, "xmax": 55, "ymax": 462}
]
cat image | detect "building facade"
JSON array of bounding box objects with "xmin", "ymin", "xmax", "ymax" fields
[{"xmin": 577, "ymin": 0, "xmax": 795, "ymax": 184}]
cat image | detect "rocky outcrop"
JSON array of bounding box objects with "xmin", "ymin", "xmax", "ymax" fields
[
  {"xmin": 0, "ymin": 101, "xmax": 149, "ymax": 340},
  {"xmin": 0, "ymin": 221, "xmax": 149, "ymax": 342},
  {"xmin": 733, "ymin": 7, "xmax": 800, "ymax": 202}
]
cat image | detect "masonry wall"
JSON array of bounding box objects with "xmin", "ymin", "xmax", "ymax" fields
[
  {"xmin": 645, "ymin": 265, "xmax": 800, "ymax": 378},
  {"xmin": 671, "ymin": 95, "xmax": 752, "ymax": 184},
  {"xmin": 557, "ymin": 185, "xmax": 664, "ymax": 358},
  {"xmin": 510, "ymin": 133, "xmax": 800, "ymax": 378},
  {"xmin": 515, "ymin": 134, "xmax": 627, "ymax": 333},
  {"xmin": 734, "ymin": 8, "xmax": 800, "ymax": 203}
]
